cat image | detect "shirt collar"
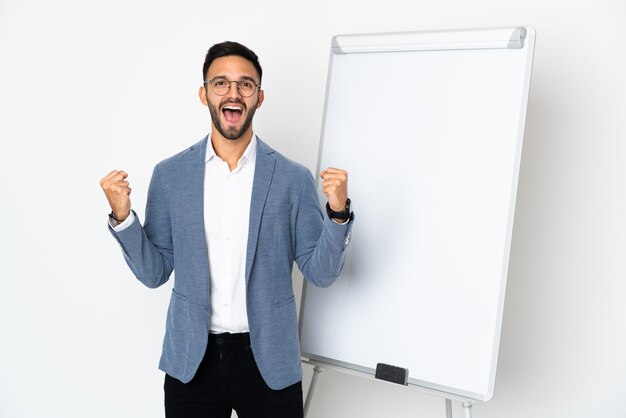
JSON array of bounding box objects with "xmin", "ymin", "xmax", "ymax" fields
[{"xmin": 206, "ymin": 133, "xmax": 258, "ymax": 167}]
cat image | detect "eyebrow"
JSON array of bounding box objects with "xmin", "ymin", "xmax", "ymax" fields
[{"xmin": 210, "ymin": 75, "xmax": 259, "ymax": 84}]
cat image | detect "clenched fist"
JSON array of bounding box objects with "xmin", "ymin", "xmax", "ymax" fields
[
  {"xmin": 100, "ymin": 170, "xmax": 132, "ymax": 221},
  {"xmin": 320, "ymin": 167, "xmax": 348, "ymax": 212}
]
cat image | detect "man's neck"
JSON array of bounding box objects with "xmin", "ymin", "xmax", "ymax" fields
[{"xmin": 211, "ymin": 129, "xmax": 253, "ymax": 171}]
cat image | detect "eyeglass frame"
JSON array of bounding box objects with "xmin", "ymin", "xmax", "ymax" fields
[{"xmin": 203, "ymin": 77, "xmax": 262, "ymax": 98}]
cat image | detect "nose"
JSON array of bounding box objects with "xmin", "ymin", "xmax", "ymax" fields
[{"xmin": 225, "ymin": 80, "xmax": 243, "ymax": 98}]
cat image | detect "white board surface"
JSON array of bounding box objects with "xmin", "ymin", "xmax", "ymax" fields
[{"xmin": 299, "ymin": 27, "xmax": 535, "ymax": 401}]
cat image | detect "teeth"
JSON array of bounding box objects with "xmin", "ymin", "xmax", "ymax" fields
[{"xmin": 224, "ymin": 106, "xmax": 242, "ymax": 111}]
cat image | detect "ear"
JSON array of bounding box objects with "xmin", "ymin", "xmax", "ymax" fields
[
  {"xmin": 256, "ymin": 89, "xmax": 265, "ymax": 108},
  {"xmin": 198, "ymin": 85, "xmax": 208, "ymax": 106}
]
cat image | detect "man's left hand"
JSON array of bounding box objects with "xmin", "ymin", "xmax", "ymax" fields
[{"xmin": 320, "ymin": 167, "xmax": 349, "ymax": 211}]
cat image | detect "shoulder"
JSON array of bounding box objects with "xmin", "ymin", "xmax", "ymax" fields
[
  {"xmin": 257, "ymin": 137, "xmax": 312, "ymax": 180},
  {"xmin": 154, "ymin": 136, "xmax": 207, "ymax": 174},
  {"xmin": 256, "ymin": 137, "xmax": 319, "ymax": 211}
]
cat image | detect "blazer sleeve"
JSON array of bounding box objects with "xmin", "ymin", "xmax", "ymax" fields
[
  {"xmin": 108, "ymin": 164, "xmax": 174, "ymax": 288},
  {"xmin": 294, "ymin": 170, "xmax": 353, "ymax": 287}
]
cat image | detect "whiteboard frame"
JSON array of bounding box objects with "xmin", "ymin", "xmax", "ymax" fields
[{"xmin": 299, "ymin": 26, "xmax": 536, "ymax": 402}]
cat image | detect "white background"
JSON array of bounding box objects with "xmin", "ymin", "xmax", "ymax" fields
[{"xmin": 0, "ymin": 1, "xmax": 624, "ymax": 418}]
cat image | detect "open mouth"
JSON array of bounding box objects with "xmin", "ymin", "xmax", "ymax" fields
[{"xmin": 222, "ymin": 104, "xmax": 244, "ymax": 124}]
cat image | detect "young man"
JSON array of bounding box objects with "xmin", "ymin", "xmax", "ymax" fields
[{"xmin": 100, "ymin": 41, "xmax": 354, "ymax": 417}]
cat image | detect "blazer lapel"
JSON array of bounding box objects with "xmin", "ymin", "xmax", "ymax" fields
[
  {"xmin": 180, "ymin": 136, "xmax": 210, "ymax": 299},
  {"xmin": 181, "ymin": 135, "xmax": 208, "ymax": 233},
  {"xmin": 245, "ymin": 138, "xmax": 276, "ymax": 285}
]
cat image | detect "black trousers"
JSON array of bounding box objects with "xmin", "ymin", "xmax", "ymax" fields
[{"xmin": 164, "ymin": 332, "xmax": 303, "ymax": 418}]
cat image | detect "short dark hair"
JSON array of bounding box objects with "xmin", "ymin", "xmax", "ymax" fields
[{"xmin": 202, "ymin": 41, "xmax": 263, "ymax": 83}]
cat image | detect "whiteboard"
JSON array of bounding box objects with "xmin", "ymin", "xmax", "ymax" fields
[{"xmin": 299, "ymin": 27, "xmax": 535, "ymax": 402}]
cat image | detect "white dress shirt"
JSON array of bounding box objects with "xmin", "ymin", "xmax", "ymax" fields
[{"xmin": 203, "ymin": 135, "xmax": 256, "ymax": 333}]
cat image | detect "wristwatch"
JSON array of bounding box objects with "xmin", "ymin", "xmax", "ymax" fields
[{"xmin": 326, "ymin": 199, "xmax": 353, "ymax": 222}]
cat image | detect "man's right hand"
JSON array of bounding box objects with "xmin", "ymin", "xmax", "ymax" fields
[{"xmin": 100, "ymin": 170, "xmax": 132, "ymax": 221}]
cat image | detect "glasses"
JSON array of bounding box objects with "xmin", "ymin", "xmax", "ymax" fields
[{"xmin": 204, "ymin": 77, "xmax": 261, "ymax": 98}]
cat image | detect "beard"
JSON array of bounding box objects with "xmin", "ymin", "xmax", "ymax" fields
[{"xmin": 207, "ymin": 97, "xmax": 258, "ymax": 140}]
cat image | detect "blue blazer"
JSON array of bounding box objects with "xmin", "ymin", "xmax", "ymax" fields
[{"xmin": 110, "ymin": 136, "xmax": 353, "ymax": 389}]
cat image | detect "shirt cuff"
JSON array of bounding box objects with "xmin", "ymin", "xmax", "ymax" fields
[{"xmin": 108, "ymin": 211, "xmax": 136, "ymax": 232}]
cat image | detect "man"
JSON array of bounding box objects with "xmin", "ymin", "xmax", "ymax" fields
[{"xmin": 100, "ymin": 41, "xmax": 353, "ymax": 417}]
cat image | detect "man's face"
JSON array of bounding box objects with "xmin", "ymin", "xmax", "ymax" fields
[{"xmin": 200, "ymin": 55, "xmax": 264, "ymax": 141}]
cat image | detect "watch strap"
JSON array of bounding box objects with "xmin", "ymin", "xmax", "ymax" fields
[{"xmin": 326, "ymin": 199, "xmax": 352, "ymax": 221}]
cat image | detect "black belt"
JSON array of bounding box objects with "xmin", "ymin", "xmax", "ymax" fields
[{"xmin": 208, "ymin": 332, "xmax": 251, "ymax": 347}]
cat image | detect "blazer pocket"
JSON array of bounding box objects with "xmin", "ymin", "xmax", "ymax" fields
[
  {"xmin": 274, "ymin": 294, "xmax": 295, "ymax": 309},
  {"xmin": 171, "ymin": 288, "xmax": 187, "ymax": 300},
  {"xmin": 162, "ymin": 288, "xmax": 191, "ymax": 374}
]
